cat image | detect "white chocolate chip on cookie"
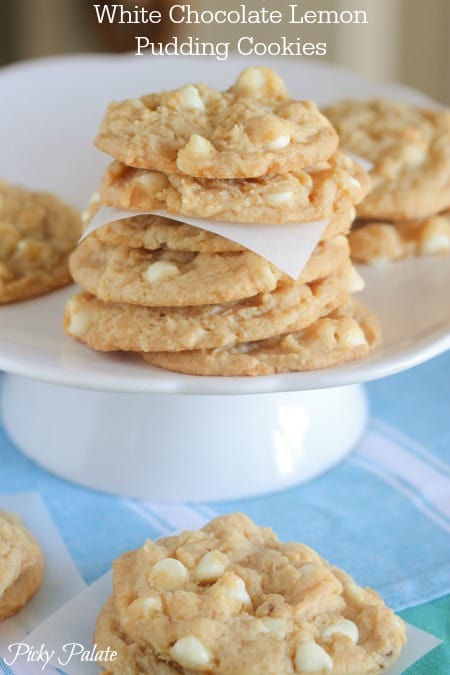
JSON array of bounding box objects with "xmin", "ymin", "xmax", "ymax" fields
[
  {"xmin": 179, "ymin": 85, "xmax": 205, "ymax": 111},
  {"xmin": 136, "ymin": 172, "xmax": 169, "ymax": 193},
  {"xmin": 149, "ymin": 558, "xmax": 188, "ymax": 589},
  {"xmin": 256, "ymin": 617, "xmax": 289, "ymax": 639},
  {"xmin": 265, "ymin": 191, "xmax": 293, "ymax": 206},
  {"xmin": 183, "ymin": 134, "xmax": 214, "ymax": 157},
  {"xmin": 128, "ymin": 596, "xmax": 163, "ymax": 617},
  {"xmin": 144, "ymin": 261, "xmax": 180, "ymax": 283},
  {"xmin": 66, "ymin": 301, "xmax": 92, "ymax": 337},
  {"xmin": 266, "ymin": 134, "xmax": 291, "ymax": 151},
  {"xmin": 169, "ymin": 636, "xmax": 211, "ymax": 669},
  {"xmin": 223, "ymin": 574, "xmax": 251, "ymax": 605},
  {"xmin": 295, "ymin": 640, "xmax": 333, "ymax": 672},
  {"xmin": 323, "ymin": 618, "xmax": 359, "ymax": 643},
  {"xmin": 196, "ymin": 551, "xmax": 228, "ymax": 583}
]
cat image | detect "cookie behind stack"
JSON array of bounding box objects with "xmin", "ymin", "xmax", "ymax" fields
[
  {"xmin": 324, "ymin": 99, "xmax": 450, "ymax": 264},
  {"xmin": 65, "ymin": 67, "xmax": 381, "ymax": 376}
]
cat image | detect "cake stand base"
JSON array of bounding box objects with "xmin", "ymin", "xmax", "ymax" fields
[{"xmin": 1, "ymin": 374, "xmax": 368, "ymax": 502}]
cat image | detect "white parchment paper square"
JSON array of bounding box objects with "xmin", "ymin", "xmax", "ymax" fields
[
  {"xmin": 0, "ymin": 492, "xmax": 86, "ymax": 669},
  {"xmin": 82, "ymin": 206, "xmax": 329, "ymax": 280},
  {"xmin": 22, "ymin": 571, "xmax": 442, "ymax": 675}
]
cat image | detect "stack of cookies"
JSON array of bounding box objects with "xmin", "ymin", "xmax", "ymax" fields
[
  {"xmin": 324, "ymin": 99, "xmax": 450, "ymax": 264},
  {"xmin": 94, "ymin": 513, "xmax": 406, "ymax": 674},
  {"xmin": 65, "ymin": 67, "xmax": 381, "ymax": 376}
]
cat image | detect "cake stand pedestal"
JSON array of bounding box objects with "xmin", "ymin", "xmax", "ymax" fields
[{"xmin": 1, "ymin": 375, "xmax": 367, "ymax": 501}]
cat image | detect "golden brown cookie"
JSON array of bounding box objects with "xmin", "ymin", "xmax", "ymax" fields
[
  {"xmin": 64, "ymin": 263, "xmax": 357, "ymax": 353},
  {"xmin": 143, "ymin": 299, "xmax": 380, "ymax": 376},
  {"xmin": 323, "ymin": 99, "xmax": 450, "ymax": 220},
  {"xmin": 98, "ymin": 153, "xmax": 370, "ymax": 224},
  {"xmin": 0, "ymin": 511, "xmax": 45, "ymax": 621},
  {"xmin": 89, "ymin": 209, "xmax": 355, "ymax": 253},
  {"xmin": 95, "ymin": 513, "xmax": 405, "ymax": 674},
  {"xmin": 349, "ymin": 211, "xmax": 450, "ymax": 263},
  {"xmin": 0, "ymin": 180, "xmax": 81, "ymax": 304},
  {"xmin": 69, "ymin": 234, "xmax": 350, "ymax": 308},
  {"xmin": 95, "ymin": 598, "xmax": 181, "ymax": 674},
  {"xmin": 95, "ymin": 67, "xmax": 339, "ymax": 179}
]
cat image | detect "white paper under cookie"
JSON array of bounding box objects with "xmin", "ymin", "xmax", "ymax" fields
[
  {"xmin": 82, "ymin": 206, "xmax": 328, "ymax": 280},
  {"xmin": 0, "ymin": 492, "xmax": 86, "ymax": 670},
  {"xmin": 23, "ymin": 570, "xmax": 441, "ymax": 675}
]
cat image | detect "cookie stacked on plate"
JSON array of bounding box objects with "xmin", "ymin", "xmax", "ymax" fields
[
  {"xmin": 324, "ymin": 99, "xmax": 450, "ymax": 264},
  {"xmin": 65, "ymin": 67, "xmax": 380, "ymax": 376},
  {"xmin": 94, "ymin": 513, "xmax": 406, "ymax": 674}
]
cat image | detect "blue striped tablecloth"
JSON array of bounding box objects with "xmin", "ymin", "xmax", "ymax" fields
[{"xmin": 0, "ymin": 351, "xmax": 449, "ymax": 672}]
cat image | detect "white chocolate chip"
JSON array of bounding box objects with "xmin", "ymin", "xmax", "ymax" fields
[
  {"xmin": 149, "ymin": 558, "xmax": 188, "ymax": 589},
  {"xmin": 145, "ymin": 261, "xmax": 180, "ymax": 283},
  {"xmin": 238, "ymin": 67, "xmax": 266, "ymax": 90},
  {"xmin": 179, "ymin": 85, "xmax": 205, "ymax": 111},
  {"xmin": 349, "ymin": 177, "xmax": 361, "ymax": 190},
  {"xmin": 129, "ymin": 98, "xmax": 145, "ymax": 109},
  {"xmin": 345, "ymin": 581, "xmax": 369, "ymax": 604},
  {"xmin": 403, "ymin": 145, "xmax": 426, "ymax": 166},
  {"xmin": 196, "ymin": 551, "xmax": 228, "ymax": 583},
  {"xmin": 67, "ymin": 307, "xmax": 92, "ymax": 337},
  {"xmin": 169, "ymin": 636, "xmax": 211, "ymax": 669},
  {"xmin": 256, "ymin": 617, "xmax": 289, "ymax": 639},
  {"xmin": 340, "ymin": 323, "xmax": 367, "ymax": 348},
  {"xmin": 266, "ymin": 134, "xmax": 291, "ymax": 151},
  {"xmin": 128, "ymin": 596, "xmax": 163, "ymax": 617},
  {"xmin": 295, "ymin": 641, "xmax": 333, "ymax": 672},
  {"xmin": 184, "ymin": 134, "xmax": 214, "ymax": 157},
  {"xmin": 225, "ymin": 575, "xmax": 251, "ymax": 605},
  {"xmin": 323, "ymin": 618, "xmax": 359, "ymax": 643},
  {"xmin": 420, "ymin": 232, "xmax": 450, "ymax": 254},
  {"xmin": 136, "ymin": 172, "xmax": 168, "ymax": 194},
  {"xmin": 348, "ymin": 267, "xmax": 365, "ymax": 293},
  {"xmin": 265, "ymin": 191, "xmax": 293, "ymax": 207},
  {"xmin": 300, "ymin": 563, "xmax": 317, "ymax": 574}
]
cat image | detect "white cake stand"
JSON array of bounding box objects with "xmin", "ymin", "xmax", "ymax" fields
[{"xmin": 0, "ymin": 55, "xmax": 449, "ymax": 501}]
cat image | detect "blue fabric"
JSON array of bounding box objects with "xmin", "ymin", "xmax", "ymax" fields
[{"xmin": 0, "ymin": 352, "xmax": 449, "ymax": 672}]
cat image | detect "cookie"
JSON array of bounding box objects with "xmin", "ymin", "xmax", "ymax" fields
[
  {"xmin": 95, "ymin": 67, "xmax": 338, "ymax": 179},
  {"xmin": 143, "ymin": 299, "xmax": 380, "ymax": 376},
  {"xmin": 95, "ymin": 513, "xmax": 405, "ymax": 674},
  {"xmin": 0, "ymin": 511, "xmax": 45, "ymax": 621},
  {"xmin": 70, "ymin": 233, "xmax": 350, "ymax": 308},
  {"xmin": 324, "ymin": 99, "xmax": 450, "ymax": 220},
  {"xmin": 0, "ymin": 180, "xmax": 81, "ymax": 304},
  {"xmin": 349, "ymin": 210, "xmax": 450, "ymax": 263},
  {"xmin": 96, "ymin": 598, "xmax": 180, "ymax": 674},
  {"xmin": 98, "ymin": 153, "xmax": 370, "ymax": 224},
  {"xmin": 64, "ymin": 263, "xmax": 357, "ymax": 352}
]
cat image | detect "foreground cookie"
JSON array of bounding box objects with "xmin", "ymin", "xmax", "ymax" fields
[
  {"xmin": 95, "ymin": 67, "xmax": 338, "ymax": 179},
  {"xmin": 99, "ymin": 153, "xmax": 369, "ymax": 224},
  {"xmin": 349, "ymin": 211, "xmax": 450, "ymax": 263},
  {"xmin": 69, "ymin": 235, "xmax": 350, "ymax": 308},
  {"xmin": 64, "ymin": 263, "xmax": 355, "ymax": 352},
  {"xmin": 0, "ymin": 511, "xmax": 45, "ymax": 621},
  {"xmin": 324, "ymin": 99, "xmax": 450, "ymax": 220},
  {"xmin": 0, "ymin": 180, "xmax": 81, "ymax": 304},
  {"xmin": 95, "ymin": 513, "xmax": 406, "ymax": 674},
  {"xmin": 143, "ymin": 299, "xmax": 380, "ymax": 376}
]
